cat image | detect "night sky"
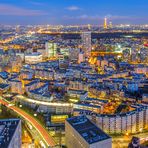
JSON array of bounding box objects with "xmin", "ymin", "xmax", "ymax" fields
[{"xmin": 0, "ymin": 0, "xmax": 148, "ymax": 25}]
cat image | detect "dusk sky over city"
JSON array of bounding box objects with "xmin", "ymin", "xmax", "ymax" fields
[
  {"xmin": 0, "ymin": 0, "xmax": 148, "ymax": 25},
  {"xmin": 0, "ymin": 0, "xmax": 148, "ymax": 148}
]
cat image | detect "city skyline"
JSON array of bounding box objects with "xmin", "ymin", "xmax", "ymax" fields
[
  {"xmin": 0, "ymin": 1, "xmax": 148, "ymax": 148},
  {"xmin": 0, "ymin": 0, "xmax": 148, "ymax": 25}
]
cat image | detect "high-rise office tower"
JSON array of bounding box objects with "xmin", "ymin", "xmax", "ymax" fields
[
  {"xmin": 122, "ymin": 48, "xmax": 130, "ymax": 62},
  {"xmin": 109, "ymin": 21, "xmax": 112, "ymax": 28},
  {"xmin": 140, "ymin": 48, "xmax": 148, "ymax": 63},
  {"xmin": 69, "ymin": 48, "xmax": 80, "ymax": 62},
  {"xmin": 78, "ymin": 51, "xmax": 85, "ymax": 63},
  {"xmin": 81, "ymin": 32, "xmax": 92, "ymax": 58},
  {"xmin": 45, "ymin": 42, "xmax": 57, "ymax": 58},
  {"xmin": 16, "ymin": 25, "xmax": 20, "ymax": 33},
  {"xmin": 87, "ymin": 24, "xmax": 91, "ymax": 30},
  {"xmin": 131, "ymin": 47, "xmax": 139, "ymax": 62},
  {"xmin": 104, "ymin": 17, "xmax": 108, "ymax": 29}
]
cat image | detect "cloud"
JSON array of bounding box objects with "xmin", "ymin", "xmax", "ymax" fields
[
  {"xmin": 64, "ymin": 14, "xmax": 143, "ymax": 21},
  {"xmin": 63, "ymin": 14, "xmax": 100, "ymax": 20},
  {"xmin": 66, "ymin": 6, "xmax": 81, "ymax": 11},
  {"xmin": 0, "ymin": 4, "xmax": 48, "ymax": 16},
  {"xmin": 104, "ymin": 14, "xmax": 146, "ymax": 21}
]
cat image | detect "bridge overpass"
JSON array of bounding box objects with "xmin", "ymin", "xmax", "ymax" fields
[{"xmin": 0, "ymin": 97, "xmax": 56, "ymax": 148}]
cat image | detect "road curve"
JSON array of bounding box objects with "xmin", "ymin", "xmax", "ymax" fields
[{"xmin": 0, "ymin": 99, "xmax": 56, "ymax": 147}]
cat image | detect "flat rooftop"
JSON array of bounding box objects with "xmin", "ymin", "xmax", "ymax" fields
[
  {"xmin": 67, "ymin": 116, "xmax": 111, "ymax": 144},
  {"xmin": 0, "ymin": 83, "xmax": 9, "ymax": 90},
  {"xmin": 68, "ymin": 89, "xmax": 87, "ymax": 95},
  {"xmin": 25, "ymin": 52, "xmax": 42, "ymax": 56},
  {"xmin": 0, "ymin": 119, "xmax": 21, "ymax": 148},
  {"xmin": 0, "ymin": 72, "xmax": 9, "ymax": 79}
]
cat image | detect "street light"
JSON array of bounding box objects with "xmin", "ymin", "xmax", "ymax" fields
[
  {"xmin": 139, "ymin": 128, "xmax": 143, "ymax": 132},
  {"xmin": 125, "ymin": 132, "xmax": 129, "ymax": 136},
  {"xmin": 34, "ymin": 113, "xmax": 37, "ymax": 117},
  {"xmin": 19, "ymin": 104, "xmax": 22, "ymax": 108}
]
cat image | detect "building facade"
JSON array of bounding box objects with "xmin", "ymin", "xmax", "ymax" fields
[
  {"xmin": 25, "ymin": 52, "xmax": 42, "ymax": 64},
  {"xmin": 75, "ymin": 105, "xmax": 148, "ymax": 134},
  {"xmin": 45, "ymin": 42, "xmax": 57, "ymax": 58}
]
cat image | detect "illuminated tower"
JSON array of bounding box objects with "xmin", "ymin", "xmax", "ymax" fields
[{"xmin": 104, "ymin": 17, "xmax": 107, "ymax": 29}]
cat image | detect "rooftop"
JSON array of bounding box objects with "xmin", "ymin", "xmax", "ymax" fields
[
  {"xmin": 25, "ymin": 79, "xmax": 39, "ymax": 86},
  {"xmin": 25, "ymin": 52, "xmax": 42, "ymax": 56},
  {"xmin": 0, "ymin": 72, "xmax": 9, "ymax": 79},
  {"xmin": 0, "ymin": 119, "xmax": 21, "ymax": 148},
  {"xmin": 67, "ymin": 116, "xmax": 111, "ymax": 144},
  {"xmin": 68, "ymin": 89, "xmax": 87, "ymax": 95},
  {"xmin": 0, "ymin": 83, "xmax": 10, "ymax": 90}
]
